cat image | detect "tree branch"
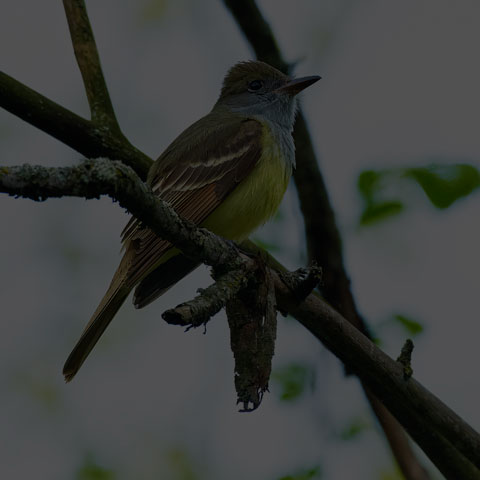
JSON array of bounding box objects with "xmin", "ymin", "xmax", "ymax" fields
[
  {"xmin": 241, "ymin": 240, "xmax": 480, "ymax": 479},
  {"xmin": 275, "ymin": 278, "xmax": 480, "ymax": 479},
  {"xmin": 1, "ymin": 161, "xmax": 480, "ymax": 478},
  {"xmin": 0, "ymin": 160, "xmax": 243, "ymax": 271},
  {"xmin": 222, "ymin": 1, "xmax": 425, "ymax": 478},
  {"xmin": 63, "ymin": 0, "xmax": 121, "ymax": 132},
  {"xmin": 226, "ymin": 264, "xmax": 277, "ymax": 411},
  {"xmin": 162, "ymin": 268, "xmax": 249, "ymax": 328},
  {"xmin": 364, "ymin": 391, "xmax": 431, "ymax": 480},
  {"xmin": 0, "ymin": 72, "xmax": 152, "ymax": 178},
  {"xmin": 223, "ymin": 0, "xmax": 290, "ymax": 73},
  {"xmin": 292, "ymin": 115, "xmax": 368, "ymax": 332},
  {"xmin": 1, "ymin": 1, "xmax": 152, "ymax": 177},
  {"xmin": 1, "ymin": 3, "xmax": 477, "ymax": 476}
]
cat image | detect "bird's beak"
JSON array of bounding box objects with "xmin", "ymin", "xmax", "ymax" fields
[{"xmin": 274, "ymin": 75, "xmax": 321, "ymax": 96}]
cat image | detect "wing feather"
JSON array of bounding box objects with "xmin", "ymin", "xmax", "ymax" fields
[{"xmin": 122, "ymin": 115, "xmax": 263, "ymax": 288}]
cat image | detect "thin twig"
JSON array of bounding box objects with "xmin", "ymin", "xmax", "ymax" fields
[
  {"xmin": 63, "ymin": 0, "xmax": 122, "ymax": 132},
  {"xmin": 0, "ymin": 72, "xmax": 152, "ymax": 178}
]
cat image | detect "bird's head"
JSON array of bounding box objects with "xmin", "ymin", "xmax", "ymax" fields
[{"xmin": 215, "ymin": 61, "xmax": 320, "ymax": 128}]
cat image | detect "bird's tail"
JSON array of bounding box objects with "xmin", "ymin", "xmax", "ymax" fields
[
  {"xmin": 133, "ymin": 254, "xmax": 199, "ymax": 309},
  {"xmin": 63, "ymin": 265, "xmax": 132, "ymax": 382},
  {"xmin": 63, "ymin": 251, "xmax": 199, "ymax": 381}
]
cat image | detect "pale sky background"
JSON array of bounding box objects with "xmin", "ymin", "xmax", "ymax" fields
[{"xmin": 1, "ymin": 1, "xmax": 479, "ymax": 479}]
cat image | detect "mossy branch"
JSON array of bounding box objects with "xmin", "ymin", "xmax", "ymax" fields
[
  {"xmin": 0, "ymin": 72, "xmax": 152, "ymax": 178},
  {"xmin": 1, "ymin": 160, "xmax": 480, "ymax": 477},
  {"xmin": 0, "ymin": 159, "xmax": 241, "ymax": 270}
]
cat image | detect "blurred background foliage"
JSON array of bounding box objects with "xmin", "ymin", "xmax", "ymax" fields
[
  {"xmin": 358, "ymin": 163, "xmax": 479, "ymax": 225},
  {"xmin": 277, "ymin": 466, "xmax": 322, "ymax": 480},
  {"xmin": 76, "ymin": 456, "xmax": 116, "ymax": 480},
  {"xmin": 1, "ymin": 0, "xmax": 479, "ymax": 479}
]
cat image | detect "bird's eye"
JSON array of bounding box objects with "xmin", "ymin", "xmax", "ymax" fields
[{"xmin": 248, "ymin": 80, "xmax": 264, "ymax": 92}]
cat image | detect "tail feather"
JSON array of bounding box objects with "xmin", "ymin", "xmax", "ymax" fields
[
  {"xmin": 133, "ymin": 254, "xmax": 200, "ymax": 309},
  {"xmin": 63, "ymin": 250, "xmax": 198, "ymax": 381},
  {"xmin": 63, "ymin": 279, "xmax": 131, "ymax": 382}
]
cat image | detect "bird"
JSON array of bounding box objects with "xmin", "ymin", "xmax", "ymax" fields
[{"xmin": 63, "ymin": 60, "xmax": 320, "ymax": 381}]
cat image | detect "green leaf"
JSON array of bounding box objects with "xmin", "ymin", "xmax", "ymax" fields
[
  {"xmin": 360, "ymin": 201, "xmax": 404, "ymax": 225},
  {"xmin": 357, "ymin": 170, "xmax": 382, "ymax": 201},
  {"xmin": 272, "ymin": 363, "xmax": 315, "ymax": 402},
  {"xmin": 357, "ymin": 163, "xmax": 479, "ymax": 227},
  {"xmin": 392, "ymin": 314, "xmax": 424, "ymax": 336},
  {"xmin": 75, "ymin": 457, "xmax": 115, "ymax": 480},
  {"xmin": 278, "ymin": 466, "xmax": 322, "ymax": 480},
  {"xmin": 406, "ymin": 164, "xmax": 480, "ymax": 209},
  {"xmin": 357, "ymin": 169, "xmax": 405, "ymax": 226}
]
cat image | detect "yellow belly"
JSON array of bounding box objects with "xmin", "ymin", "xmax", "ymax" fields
[{"xmin": 202, "ymin": 138, "xmax": 291, "ymax": 241}]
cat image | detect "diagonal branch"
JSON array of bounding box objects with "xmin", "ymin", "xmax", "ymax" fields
[
  {"xmin": 222, "ymin": 0, "xmax": 290, "ymax": 73},
  {"xmin": 0, "ymin": 160, "xmax": 242, "ymax": 271},
  {"xmin": 223, "ymin": 0, "xmax": 369, "ymax": 335},
  {"xmin": 1, "ymin": 1, "xmax": 152, "ymax": 176},
  {"xmin": 292, "ymin": 115, "xmax": 367, "ymax": 332},
  {"xmin": 63, "ymin": 0, "xmax": 121, "ymax": 132},
  {"xmin": 223, "ymin": 2, "xmax": 429, "ymax": 478},
  {"xmin": 275, "ymin": 275, "xmax": 480, "ymax": 479},
  {"xmin": 0, "ymin": 72, "xmax": 152, "ymax": 178},
  {"xmin": 240, "ymin": 240, "xmax": 479, "ymax": 479},
  {"xmin": 1, "ymin": 160, "xmax": 480, "ymax": 478}
]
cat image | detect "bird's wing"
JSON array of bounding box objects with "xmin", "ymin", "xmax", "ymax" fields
[
  {"xmin": 63, "ymin": 115, "xmax": 263, "ymax": 381},
  {"xmin": 121, "ymin": 115, "xmax": 264, "ymax": 287}
]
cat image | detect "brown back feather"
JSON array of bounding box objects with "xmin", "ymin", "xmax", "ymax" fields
[{"xmin": 121, "ymin": 115, "xmax": 264, "ymax": 288}]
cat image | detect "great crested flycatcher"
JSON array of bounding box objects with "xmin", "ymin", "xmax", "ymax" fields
[{"xmin": 63, "ymin": 60, "xmax": 320, "ymax": 381}]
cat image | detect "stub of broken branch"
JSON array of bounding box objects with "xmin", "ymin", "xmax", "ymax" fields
[
  {"xmin": 163, "ymin": 250, "xmax": 281, "ymax": 412},
  {"xmin": 397, "ymin": 339, "xmax": 414, "ymax": 380},
  {"xmin": 226, "ymin": 265, "xmax": 277, "ymax": 412},
  {"xmin": 279, "ymin": 264, "xmax": 323, "ymax": 305},
  {"xmin": 162, "ymin": 268, "xmax": 249, "ymax": 329},
  {"xmin": 163, "ymin": 258, "xmax": 323, "ymax": 411}
]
